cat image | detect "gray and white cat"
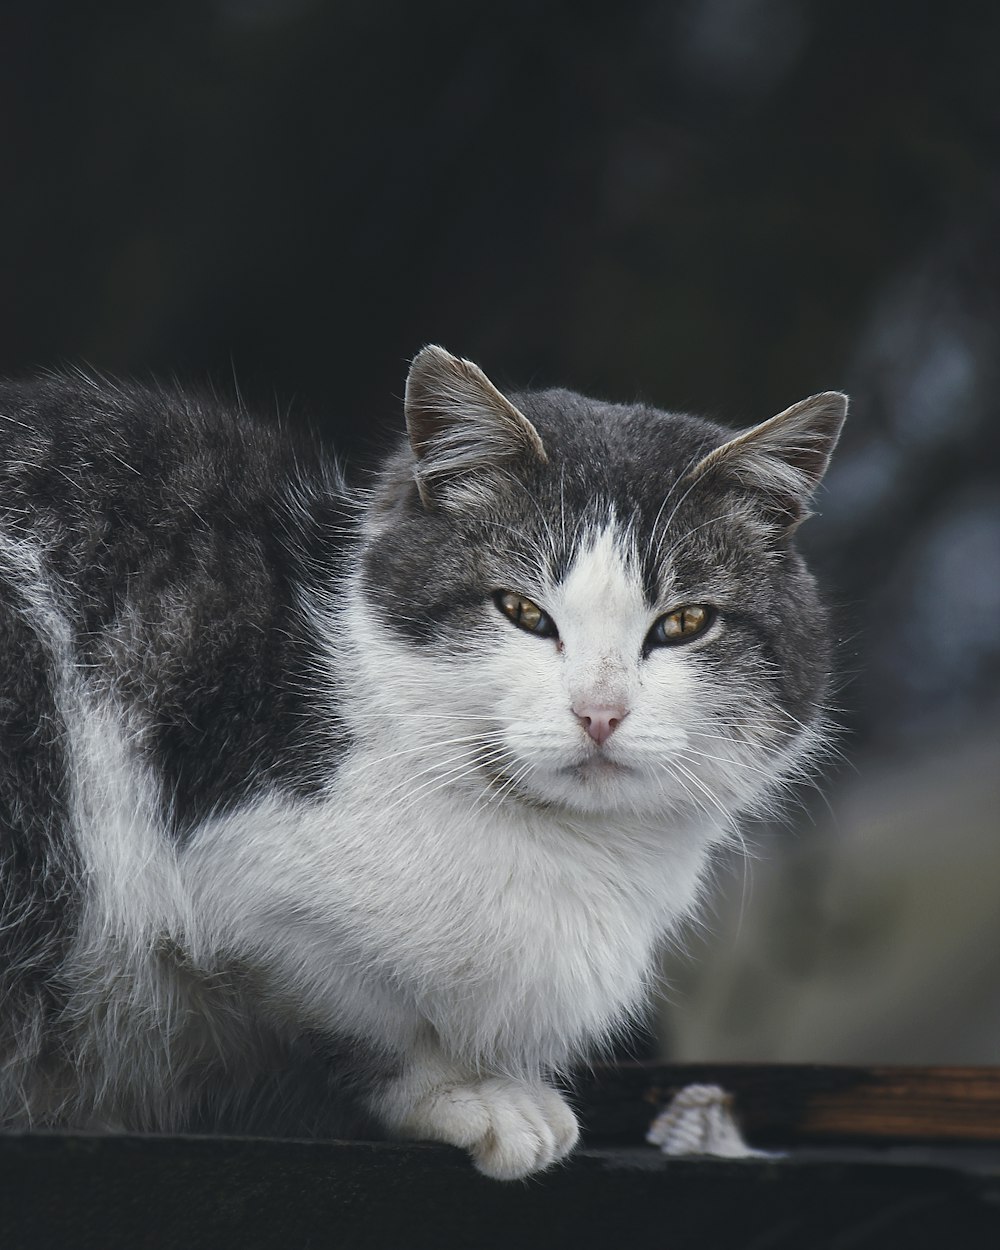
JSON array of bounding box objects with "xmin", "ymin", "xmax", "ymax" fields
[{"xmin": 0, "ymin": 346, "xmax": 845, "ymax": 1178}]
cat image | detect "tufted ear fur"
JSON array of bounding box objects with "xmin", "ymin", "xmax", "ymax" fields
[
  {"xmin": 686, "ymin": 391, "xmax": 848, "ymax": 527},
  {"xmin": 404, "ymin": 345, "xmax": 547, "ymax": 508}
]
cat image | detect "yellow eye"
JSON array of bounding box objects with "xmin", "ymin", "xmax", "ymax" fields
[
  {"xmin": 495, "ymin": 591, "xmax": 557, "ymax": 638},
  {"xmin": 647, "ymin": 604, "xmax": 713, "ymax": 648}
]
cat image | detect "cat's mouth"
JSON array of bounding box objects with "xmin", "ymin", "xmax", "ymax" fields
[
  {"xmin": 476, "ymin": 742, "xmax": 636, "ymax": 807},
  {"xmin": 567, "ymin": 755, "xmax": 633, "ymax": 780}
]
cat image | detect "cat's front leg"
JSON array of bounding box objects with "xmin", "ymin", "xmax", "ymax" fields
[{"xmin": 374, "ymin": 1052, "xmax": 579, "ymax": 1180}]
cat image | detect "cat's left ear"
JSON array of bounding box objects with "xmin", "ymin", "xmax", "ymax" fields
[
  {"xmin": 405, "ymin": 345, "xmax": 547, "ymax": 508},
  {"xmin": 687, "ymin": 391, "xmax": 848, "ymax": 527}
]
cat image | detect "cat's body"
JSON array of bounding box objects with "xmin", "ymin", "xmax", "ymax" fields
[{"xmin": 0, "ymin": 348, "xmax": 846, "ymax": 1177}]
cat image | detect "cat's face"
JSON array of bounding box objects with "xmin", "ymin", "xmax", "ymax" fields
[
  {"xmin": 480, "ymin": 523, "xmax": 763, "ymax": 817},
  {"xmin": 357, "ymin": 347, "xmax": 846, "ymax": 823}
]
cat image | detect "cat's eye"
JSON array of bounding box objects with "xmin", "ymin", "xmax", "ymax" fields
[
  {"xmin": 494, "ymin": 591, "xmax": 557, "ymax": 639},
  {"xmin": 647, "ymin": 604, "xmax": 714, "ymax": 648}
]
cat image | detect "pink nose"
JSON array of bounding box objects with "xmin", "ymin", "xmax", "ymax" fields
[{"xmin": 573, "ymin": 704, "xmax": 628, "ymax": 746}]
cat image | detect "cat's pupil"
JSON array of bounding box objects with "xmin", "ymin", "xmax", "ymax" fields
[{"xmin": 495, "ymin": 591, "xmax": 556, "ymax": 638}]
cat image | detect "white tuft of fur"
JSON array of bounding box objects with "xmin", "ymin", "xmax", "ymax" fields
[{"xmin": 647, "ymin": 1084, "xmax": 772, "ymax": 1159}]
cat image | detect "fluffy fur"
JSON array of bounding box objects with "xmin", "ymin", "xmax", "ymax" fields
[{"xmin": 0, "ymin": 349, "xmax": 846, "ymax": 1178}]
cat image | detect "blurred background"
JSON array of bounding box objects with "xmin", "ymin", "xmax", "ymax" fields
[{"xmin": 2, "ymin": 0, "xmax": 997, "ymax": 1064}]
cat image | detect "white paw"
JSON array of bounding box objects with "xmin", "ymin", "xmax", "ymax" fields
[{"xmin": 399, "ymin": 1077, "xmax": 579, "ymax": 1180}]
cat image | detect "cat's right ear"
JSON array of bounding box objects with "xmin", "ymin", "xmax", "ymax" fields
[
  {"xmin": 404, "ymin": 345, "xmax": 547, "ymax": 508},
  {"xmin": 685, "ymin": 391, "xmax": 848, "ymax": 529}
]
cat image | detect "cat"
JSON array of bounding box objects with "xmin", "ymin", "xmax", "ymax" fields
[{"xmin": 0, "ymin": 345, "xmax": 846, "ymax": 1178}]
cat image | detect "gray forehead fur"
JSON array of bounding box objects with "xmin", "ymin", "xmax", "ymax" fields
[
  {"xmin": 365, "ymin": 386, "xmax": 804, "ymax": 595},
  {"xmin": 511, "ymin": 387, "xmax": 721, "ymax": 521},
  {"xmin": 370, "ymin": 386, "xmax": 724, "ymax": 551}
]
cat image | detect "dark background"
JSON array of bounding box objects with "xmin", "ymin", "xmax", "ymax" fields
[{"xmin": 2, "ymin": 0, "xmax": 998, "ymax": 1062}]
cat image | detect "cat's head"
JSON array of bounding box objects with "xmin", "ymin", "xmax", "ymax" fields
[{"xmin": 354, "ymin": 346, "xmax": 846, "ymax": 824}]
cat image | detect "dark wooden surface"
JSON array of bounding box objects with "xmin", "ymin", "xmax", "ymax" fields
[
  {"xmin": 4, "ymin": 1066, "xmax": 1000, "ymax": 1249},
  {"xmin": 3, "ymin": 1133, "xmax": 1000, "ymax": 1250}
]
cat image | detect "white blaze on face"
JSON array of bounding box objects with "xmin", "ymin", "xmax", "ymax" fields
[
  {"xmin": 548, "ymin": 524, "xmax": 648, "ymax": 719},
  {"xmin": 486, "ymin": 519, "xmax": 726, "ymax": 817}
]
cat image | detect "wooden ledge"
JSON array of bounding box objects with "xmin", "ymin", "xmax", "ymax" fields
[
  {"xmin": 4, "ymin": 1066, "xmax": 1000, "ymax": 1248},
  {"xmin": 578, "ymin": 1063, "xmax": 1000, "ymax": 1146}
]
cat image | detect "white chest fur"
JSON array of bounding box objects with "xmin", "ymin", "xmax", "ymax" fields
[
  {"xmin": 189, "ymin": 742, "xmax": 713, "ymax": 1076},
  {"xmin": 185, "ymin": 577, "xmax": 719, "ymax": 1077}
]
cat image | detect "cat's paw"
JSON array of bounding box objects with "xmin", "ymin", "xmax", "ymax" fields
[{"xmin": 400, "ymin": 1077, "xmax": 579, "ymax": 1180}]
